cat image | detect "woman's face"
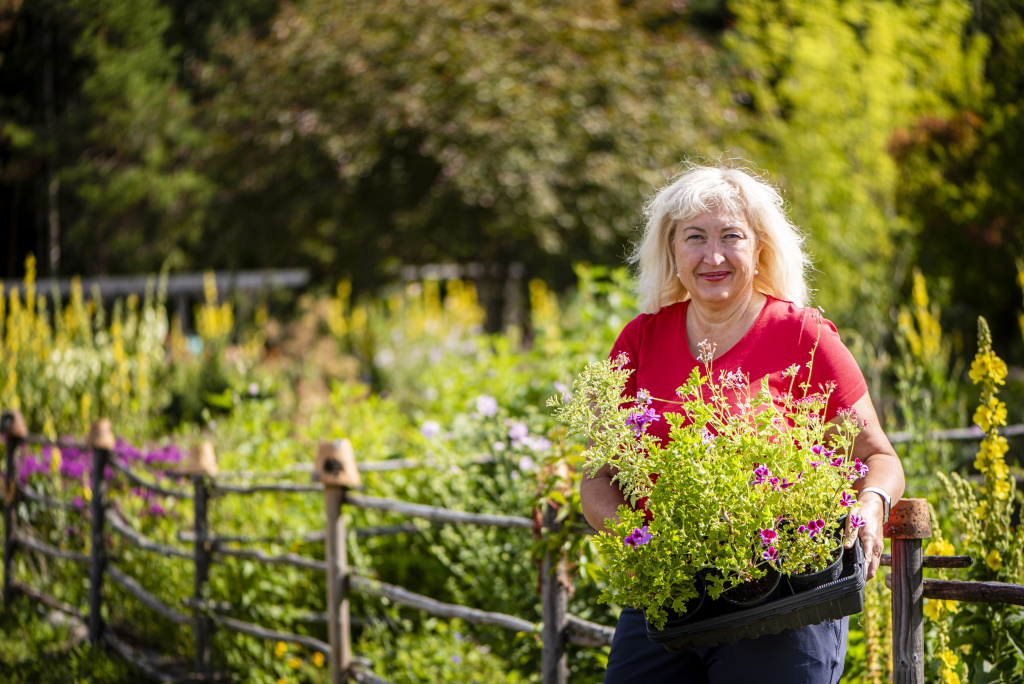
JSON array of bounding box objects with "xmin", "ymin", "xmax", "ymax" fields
[{"xmin": 672, "ymin": 208, "xmax": 762, "ymax": 310}]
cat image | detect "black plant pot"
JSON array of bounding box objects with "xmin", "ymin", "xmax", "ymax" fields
[
  {"xmin": 788, "ymin": 546, "xmax": 844, "ymax": 593},
  {"xmin": 645, "ymin": 538, "xmax": 865, "ymax": 652},
  {"xmin": 720, "ymin": 564, "xmax": 783, "ymax": 607}
]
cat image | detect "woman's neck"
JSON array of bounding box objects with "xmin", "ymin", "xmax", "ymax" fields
[{"xmin": 686, "ymin": 291, "xmax": 767, "ymax": 359}]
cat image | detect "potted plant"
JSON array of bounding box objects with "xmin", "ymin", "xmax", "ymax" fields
[{"xmin": 550, "ymin": 345, "xmax": 868, "ymax": 631}]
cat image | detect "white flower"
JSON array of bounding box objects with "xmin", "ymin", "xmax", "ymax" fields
[
  {"xmin": 476, "ymin": 395, "xmax": 498, "ymax": 417},
  {"xmin": 492, "ymin": 441, "xmax": 506, "ymax": 452},
  {"xmin": 420, "ymin": 420, "xmax": 441, "ymax": 439}
]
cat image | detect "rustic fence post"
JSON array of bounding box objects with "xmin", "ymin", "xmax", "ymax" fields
[
  {"xmin": 884, "ymin": 498, "xmax": 932, "ymax": 684},
  {"xmin": 2, "ymin": 409, "xmax": 27, "ymax": 608},
  {"xmin": 88, "ymin": 418, "xmax": 115, "ymax": 644},
  {"xmin": 185, "ymin": 442, "xmax": 218, "ymax": 679},
  {"xmin": 540, "ymin": 501, "xmax": 568, "ymax": 684},
  {"xmin": 317, "ymin": 439, "xmax": 361, "ymax": 684}
]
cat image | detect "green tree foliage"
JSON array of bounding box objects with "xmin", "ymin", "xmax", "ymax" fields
[
  {"xmin": 890, "ymin": 0, "xmax": 1024, "ymax": 356},
  {"xmin": 0, "ymin": 0, "xmax": 211, "ymax": 276},
  {"xmin": 724, "ymin": 0, "xmax": 987, "ymax": 336},
  {"xmin": 199, "ymin": 0, "xmax": 729, "ymax": 287}
]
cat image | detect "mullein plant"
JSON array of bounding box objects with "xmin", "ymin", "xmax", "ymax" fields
[
  {"xmin": 550, "ymin": 344, "xmax": 866, "ymax": 629},
  {"xmin": 936, "ymin": 317, "xmax": 1024, "ymax": 684}
]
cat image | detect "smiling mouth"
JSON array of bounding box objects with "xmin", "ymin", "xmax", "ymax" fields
[{"xmin": 699, "ymin": 272, "xmax": 730, "ymax": 281}]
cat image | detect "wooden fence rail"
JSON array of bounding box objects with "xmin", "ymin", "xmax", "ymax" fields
[{"xmin": 3, "ymin": 408, "xmax": 1024, "ymax": 683}]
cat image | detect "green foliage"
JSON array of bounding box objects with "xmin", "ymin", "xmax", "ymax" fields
[
  {"xmin": 552, "ymin": 347, "xmax": 863, "ymax": 629},
  {"xmin": 725, "ymin": 0, "xmax": 987, "ymax": 335}
]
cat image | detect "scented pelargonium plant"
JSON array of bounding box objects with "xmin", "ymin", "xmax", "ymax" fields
[{"xmin": 550, "ymin": 346, "xmax": 868, "ymax": 629}]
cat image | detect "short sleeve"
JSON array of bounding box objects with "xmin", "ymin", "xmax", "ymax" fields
[{"xmin": 806, "ymin": 317, "xmax": 868, "ymax": 420}]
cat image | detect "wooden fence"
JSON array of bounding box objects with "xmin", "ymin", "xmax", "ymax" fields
[{"xmin": 3, "ymin": 408, "xmax": 1024, "ymax": 684}]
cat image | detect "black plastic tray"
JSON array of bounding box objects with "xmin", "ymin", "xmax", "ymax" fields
[{"xmin": 646, "ymin": 540, "xmax": 866, "ymax": 651}]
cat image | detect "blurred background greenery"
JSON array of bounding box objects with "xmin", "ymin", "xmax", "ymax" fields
[{"xmin": 3, "ymin": 1, "xmax": 1024, "ymax": 682}]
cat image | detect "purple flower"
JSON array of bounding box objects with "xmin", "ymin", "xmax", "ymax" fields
[
  {"xmin": 476, "ymin": 395, "xmax": 498, "ymax": 417},
  {"xmin": 759, "ymin": 528, "xmax": 778, "ymax": 546},
  {"xmin": 798, "ymin": 519, "xmax": 826, "ymax": 539},
  {"xmin": 148, "ymin": 503, "xmax": 166, "ymax": 516},
  {"xmin": 508, "ymin": 421, "xmax": 529, "ymax": 442},
  {"xmin": 72, "ymin": 496, "xmax": 85, "ymax": 510},
  {"xmin": 829, "ymin": 456, "xmax": 844, "ymax": 468},
  {"xmin": 623, "ymin": 526, "xmax": 654, "ymax": 548},
  {"xmin": 752, "ymin": 464, "xmax": 771, "ymax": 485},
  {"xmin": 420, "ymin": 420, "xmax": 441, "ymax": 439},
  {"xmin": 762, "ymin": 546, "xmax": 779, "ymax": 562},
  {"xmin": 850, "ymin": 513, "xmax": 866, "ymax": 529},
  {"xmin": 451, "ymin": 655, "xmax": 461, "ymax": 664},
  {"xmin": 625, "ymin": 407, "xmax": 660, "ymax": 438},
  {"xmin": 811, "ymin": 444, "xmax": 835, "ymax": 458},
  {"xmin": 839, "ymin": 491, "xmax": 856, "ymax": 507}
]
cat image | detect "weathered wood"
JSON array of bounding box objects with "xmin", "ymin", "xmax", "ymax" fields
[
  {"xmin": 17, "ymin": 482, "xmax": 86, "ymax": 511},
  {"xmin": 213, "ymin": 545, "xmax": 327, "ymax": 573},
  {"xmin": 212, "ymin": 482, "xmax": 322, "ymax": 495},
  {"xmin": 884, "ymin": 576, "xmax": 1024, "ymax": 606},
  {"xmin": 11, "ymin": 580, "xmax": 86, "ymax": 620},
  {"xmin": 325, "ymin": 485, "xmax": 350, "ymax": 684},
  {"xmin": 87, "ymin": 419, "xmax": 116, "ymax": 450},
  {"xmin": 349, "ymin": 663, "xmax": 395, "ymax": 684},
  {"xmin": 886, "ymin": 423, "xmax": 1024, "ymax": 444},
  {"xmin": 540, "ymin": 504, "xmax": 568, "ymax": 684},
  {"xmin": 346, "ymin": 493, "xmax": 533, "ymax": 529},
  {"xmin": 107, "ymin": 459, "xmax": 193, "ymax": 500},
  {"xmin": 879, "ymin": 553, "xmax": 973, "ymax": 569},
  {"xmin": 886, "ymin": 499, "xmax": 930, "ymax": 684},
  {"xmin": 103, "ymin": 628, "xmax": 191, "ymax": 683},
  {"xmin": 349, "ymin": 574, "xmax": 538, "ymax": 634},
  {"xmin": 566, "ymin": 615, "xmax": 615, "ymax": 648},
  {"xmin": 13, "ymin": 532, "xmax": 90, "ymax": 562},
  {"xmin": 317, "ymin": 440, "xmax": 362, "ymax": 488},
  {"xmin": 184, "ymin": 442, "xmax": 218, "ymax": 477},
  {"xmin": 211, "ymin": 613, "xmax": 331, "ymax": 654},
  {"xmin": 2, "ymin": 410, "xmax": 25, "ymax": 608},
  {"xmin": 107, "ymin": 512, "xmax": 192, "ymax": 560},
  {"xmin": 20, "ymin": 435, "xmax": 88, "ymax": 450},
  {"xmin": 89, "ymin": 444, "xmax": 110, "ymax": 643},
  {"xmin": 106, "ymin": 564, "xmax": 191, "ymax": 625},
  {"xmin": 192, "ymin": 474, "xmax": 213, "ymax": 678}
]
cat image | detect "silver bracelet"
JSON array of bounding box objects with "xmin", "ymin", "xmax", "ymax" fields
[{"xmin": 859, "ymin": 487, "xmax": 891, "ymax": 523}]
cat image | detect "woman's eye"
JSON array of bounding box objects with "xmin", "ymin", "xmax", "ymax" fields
[{"xmin": 685, "ymin": 234, "xmax": 705, "ymax": 242}]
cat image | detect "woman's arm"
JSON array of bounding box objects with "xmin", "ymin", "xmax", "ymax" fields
[
  {"xmin": 580, "ymin": 462, "xmax": 629, "ymax": 534},
  {"xmin": 840, "ymin": 391, "xmax": 905, "ymax": 580}
]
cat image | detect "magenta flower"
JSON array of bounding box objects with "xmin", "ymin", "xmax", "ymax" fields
[
  {"xmin": 798, "ymin": 518, "xmax": 826, "ymax": 539},
  {"xmin": 759, "ymin": 528, "xmax": 778, "ymax": 546},
  {"xmin": 811, "ymin": 444, "xmax": 835, "ymax": 458},
  {"xmin": 762, "ymin": 546, "xmax": 779, "ymax": 562},
  {"xmin": 851, "ymin": 458, "xmax": 869, "ymax": 478},
  {"xmin": 839, "ymin": 491, "xmax": 856, "ymax": 507},
  {"xmin": 829, "ymin": 456, "xmax": 844, "ymax": 467},
  {"xmin": 850, "ymin": 513, "xmax": 866, "ymax": 529},
  {"xmin": 623, "ymin": 526, "xmax": 654, "ymax": 548},
  {"xmin": 752, "ymin": 464, "xmax": 771, "ymax": 485}
]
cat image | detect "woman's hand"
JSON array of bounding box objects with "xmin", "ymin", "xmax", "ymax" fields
[{"xmin": 845, "ymin": 495, "xmax": 886, "ymax": 580}]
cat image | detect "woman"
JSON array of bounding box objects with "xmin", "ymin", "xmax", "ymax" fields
[{"xmin": 582, "ymin": 163, "xmax": 905, "ymax": 683}]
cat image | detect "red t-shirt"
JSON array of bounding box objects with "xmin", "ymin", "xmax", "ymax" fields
[{"xmin": 609, "ymin": 295, "xmax": 868, "ymax": 444}]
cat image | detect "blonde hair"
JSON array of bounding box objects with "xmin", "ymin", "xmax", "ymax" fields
[{"xmin": 629, "ymin": 162, "xmax": 810, "ymax": 313}]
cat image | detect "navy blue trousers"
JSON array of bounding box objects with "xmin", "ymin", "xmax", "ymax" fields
[{"xmin": 605, "ymin": 608, "xmax": 848, "ymax": 684}]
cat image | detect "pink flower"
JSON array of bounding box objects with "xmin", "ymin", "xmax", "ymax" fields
[
  {"xmin": 762, "ymin": 546, "xmax": 779, "ymax": 562},
  {"xmin": 759, "ymin": 529, "xmax": 778, "ymax": 546}
]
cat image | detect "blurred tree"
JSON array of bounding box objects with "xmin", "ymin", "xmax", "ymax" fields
[
  {"xmin": 890, "ymin": 0, "xmax": 1024, "ymax": 357},
  {"xmin": 723, "ymin": 0, "xmax": 986, "ymax": 340},
  {"xmin": 198, "ymin": 0, "xmax": 731, "ymax": 299},
  {"xmin": 0, "ymin": 0, "xmax": 213, "ymax": 277}
]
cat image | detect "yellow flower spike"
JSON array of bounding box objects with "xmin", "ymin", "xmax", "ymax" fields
[
  {"xmin": 941, "ymin": 668, "xmax": 961, "ymax": 684},
  {"xmin": 83, "ymin": 485, "xmax": 92, "ymax": 502},
  {"xmin": 50, "ymin": 448, "xmax": 62, "ymax": 476},
  {"xmin": 926, "ymin": 539, "xmax": 955, "ymax": 556},
  {"xmin": 986, "ymin": 549, "xmax": 1003, "ymax": 571},
  {"xmin": 274, "ymin": 641, "xmax": 287, "ymax": 658},
  {"xmin": 940, "ymin": 649, "xmax": 958, "ymax": 669},
  {"xmin": 975, "ymin": 500, "xmax": 989, "ymax": 520},
  {"xmin": 924, "ymin": 600, "xmax": 944, "ymax": 621},
  {"xmin": 991, "ymin": 459, "xmax": 1009, "ymax": 480},
  {"xmin": 973, "ymin": 404, "xmax": 992, "ymax": 433},
  {"xmin": 287, "ymin": 657, "xmax": 301, "ymax": 669},
  {"xmin": 312, "ymin": 652, "xmax": 324, "ymax": 668},
  {"xmin": 993, "ymin": 479, "xmax": 1011, "ymax": 500}
]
